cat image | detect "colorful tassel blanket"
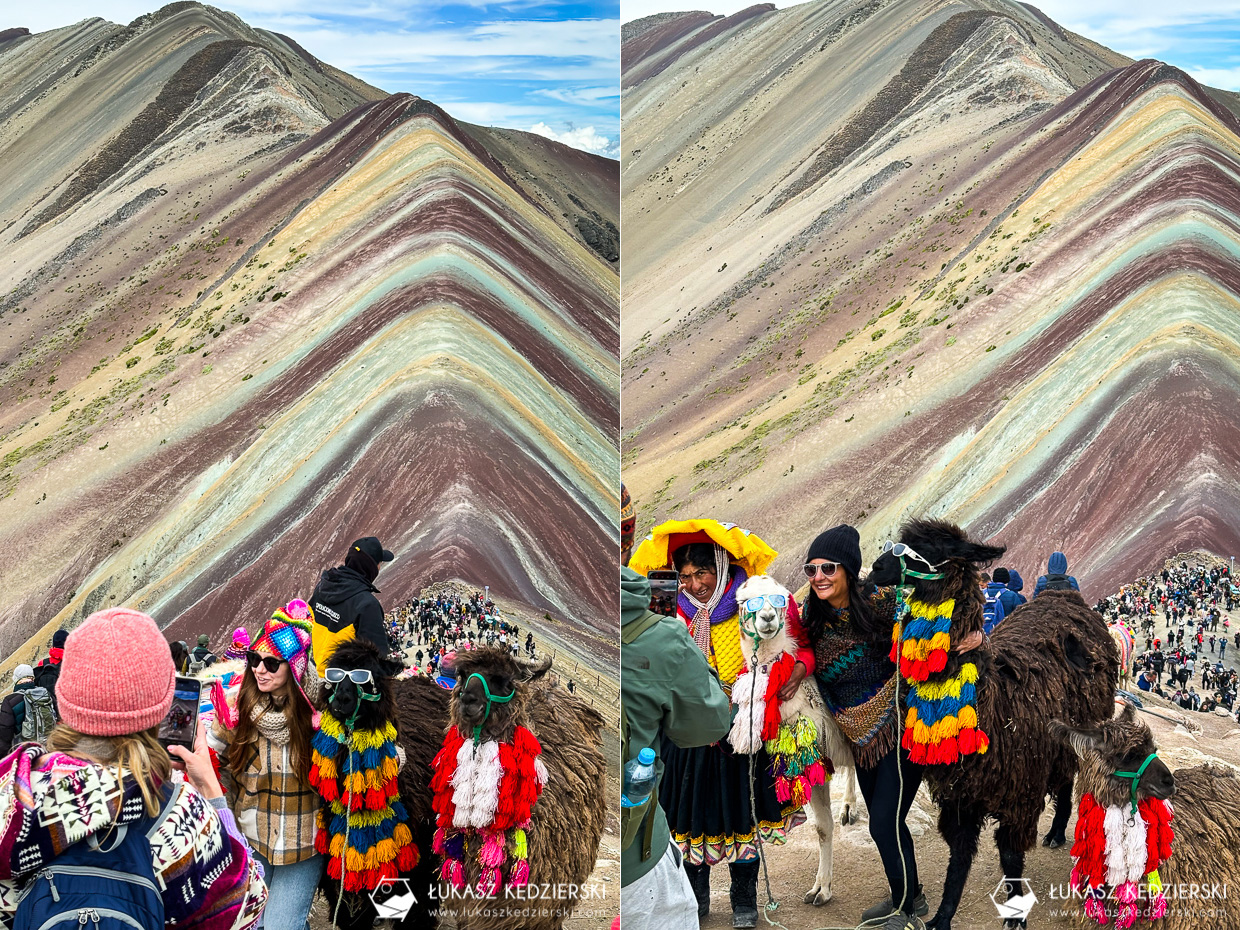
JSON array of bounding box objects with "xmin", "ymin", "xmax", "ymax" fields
[
  {"xmin": 728, "ymin": 651, "xmax": 831, "ymax": 806},
  {"xmin": 891, "ymin": 597, "xmax": 989, "ymax": 764},
  {"xmin": 308, "ymin": 713, "xmax": 418, "ymax": 892},
  {"xmin": 430, "ymin": 725, "xmax": 549, "ymax": 895},
  {"xmin": 1071, "ymin": 793, "xmax": 1174, "ymax": 927}
]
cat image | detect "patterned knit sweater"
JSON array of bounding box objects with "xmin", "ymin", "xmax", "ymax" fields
[
  {"xmin": 811, "ymin": 588, "xmax": 901, "ymax": 769},
  {"xmin": 0, "ymin": 746, "xmax": 267, "ymax": 930}
]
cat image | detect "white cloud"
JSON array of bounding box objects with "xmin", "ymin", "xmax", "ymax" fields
[
  {"xmin": 533, "ymin": 85, "xmax": 620, "ymax": 105},
  {"xmin": 529, "ymin": 121, "xmax": 618, "ymax": 156},
  {"xmin": 1186, "ymin": 66, "xmax": 1240, "ymax": 90}
]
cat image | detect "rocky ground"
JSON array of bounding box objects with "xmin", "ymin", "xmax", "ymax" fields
[{"xmin": 691, "ymin": 694, "xmax": 1240, "ymax": 930}]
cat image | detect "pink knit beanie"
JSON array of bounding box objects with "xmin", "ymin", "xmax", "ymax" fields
[{"xmin": 57, "ymin": 608, "xmax": 176, "ymax": 736}]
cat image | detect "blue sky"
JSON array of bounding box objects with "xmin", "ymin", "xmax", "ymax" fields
[
  {"xmin": 620, "ymin": 0, "xmax": 1240, "ymax": 93},
  {"xmin": 22, "ymin": 0, "xmax": 620, "ymax": 157}
]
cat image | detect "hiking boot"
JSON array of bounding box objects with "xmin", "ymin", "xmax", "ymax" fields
[
  {"xmin": 861, "ymin": 885, "xmax": 928, "ymax": 923},
  {"xmin": 729, "ymin": 859, "xmax": 760, "ymax": 929},
  {"xmin": 881, "ymin": 912, "xmax": 927, "ymax": 930},
  {"xmin": 684, "ymin": 861, "xmax": 711, "ymax": 919}
]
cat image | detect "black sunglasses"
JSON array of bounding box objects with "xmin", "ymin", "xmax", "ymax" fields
[{"xmin": 246, "ymin": 651, "xmax": 285, "ymax": 673}]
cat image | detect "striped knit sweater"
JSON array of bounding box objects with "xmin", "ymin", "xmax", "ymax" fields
[
  {"xmin": 0, "ymin": 746, "xmax": 267, "ymax": 930},
  {"xmin": 811, "ymin": 587, "xmax": 902, "ymax": 769}
]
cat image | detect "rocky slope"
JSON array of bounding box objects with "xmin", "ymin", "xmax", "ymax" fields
[
  {"xmin": 621, "ymin": 0, "xmax": 1240, "ymax": 595},
  {"xmin": 0, "ymin": 3, "xmax": 619, "ymax": 663}
]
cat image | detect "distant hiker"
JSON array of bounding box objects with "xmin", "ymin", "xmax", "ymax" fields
[
  {"xmin": 188, "ymin": 634, "xmax": 216, "ymax": 674},
  {"xmin": 308, "ymin": 536, "xmax": 394, "ymax": 675},
  {"xmin": 32, "ymin": 629, "xmax": 69, "ymax": 716},
  {"xmin": 0, "ymin": 664, "xmax": 54, "ymax": 753},
  {"xmin": 170, "ymin": 640, "xmax": 190, "ymax": 675},
  {"xmin": 981, "ymin": 572, "xmax": 1008, "ymax": 634},
  {"xmin": 223, "ymin": 627, "xmax": 252, "ymax": 662},
  {"xmin": 991, "ymin": 568, "xmax": 1023, "ymax": 617},
  {"xmin": 1034, "ymin": 551, "xmax": 1079, "ymax": 597}
]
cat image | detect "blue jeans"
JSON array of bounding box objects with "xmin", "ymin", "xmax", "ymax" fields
[{"xmin": 253, "ymin": 851, "xmax": 324, "ymax": 930}]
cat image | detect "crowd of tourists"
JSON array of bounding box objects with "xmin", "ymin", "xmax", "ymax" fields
[
  {"xmin": 1098, "ymin": 561, "xmax": 1240, "ymax": 719},
  {"xmin": 386, "ymin": 589, "xmax": 538, "ymax": 680}
]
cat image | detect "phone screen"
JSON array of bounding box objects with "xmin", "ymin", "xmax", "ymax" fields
[
  {"xmin": 159, "ymin": 676, "xmax": 202, "ymax": 750},
  {"xmin": 647, "ymin": 570, "xmax": 679, "ymax": 617}
]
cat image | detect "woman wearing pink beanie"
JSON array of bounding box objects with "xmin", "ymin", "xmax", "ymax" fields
[{"xmin": 0, "ymin": 607, "xmax": 268, "ymax": 929}]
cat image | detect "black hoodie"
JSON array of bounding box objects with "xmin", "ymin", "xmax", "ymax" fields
[{"xmin": 308, "ymin": 565, "xmax": 391, "ymax": 675}]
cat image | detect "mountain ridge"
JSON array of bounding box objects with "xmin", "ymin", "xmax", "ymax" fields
[
  {"xmin": 0, "ymin": 2, "xmax": 618, "ymax": 669},
  {"xmin": 621, "ymin": 0, "xmax": 1238, "ymax": 599}
]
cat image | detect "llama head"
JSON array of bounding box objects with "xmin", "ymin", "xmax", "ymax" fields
[
  {"xmin": 1049, "ymin": 702, "xmax": 1175, "ymax": 809},
  {"xmin": 321, "ymin": 637, "xmax": 403, "ymax": 732},
  {"xmin": 735, "ymin": 575, "xmax": 794, "ymax": 661},
  {"xmin": 869, "ymin": 518, "xmax": 1005, "ymax": 603},
  {"xmin": 450, "ymin": 646, "xmax": 551, "ymax": 742}
]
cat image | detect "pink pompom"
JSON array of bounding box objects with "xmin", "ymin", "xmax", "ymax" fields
[
  {"xmin": 1116, "ymin": 881, "xmax": 1139, "ymax": 905},
  {"xmin": 1116, "ymin": 902, "xmax": 1137, "ymax": 930},
  {"xmin": 1084, "ymin": 895, "xmax": 1109, "ymax": 925},
  {"xmin": 449, "ymin": 860, "xmax": 467, "ymax": 890},
  {"xmin": 510, "ymin": 859, "xmax": 530, "ymax": 887},
  {"xmin": 805, "ymin": 761, "xmax": 826, "ymax": 786},
  {"xmin": 285, "ymin": 598, "xmax": 311, "ymax": 620},
  {"xmin": 432, "ymin": 828, "xmax": 447, "ymax": 855},
  {"xmin": 477, "ymin": 867, "xmax": 502, "ymax": 897},
  {"xmin": 1150, "ymin": 892, "xmax": 1168, "ymax": 919},
  {"xmin": 774, "ymin": 778, "xmax": 791, "ymax": 802},
  {"xmin": 480, "ymin": 831, "xmax": 506, "ymax": 867}
]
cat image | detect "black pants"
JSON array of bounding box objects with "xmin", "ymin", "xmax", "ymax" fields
[{"xmin": 856, "ymin": 746, "xmax": 923, "ymax": 913}]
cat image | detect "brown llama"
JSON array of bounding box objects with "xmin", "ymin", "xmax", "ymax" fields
[
  {"xmin": 1052, "ymin": 703, "xmax": 1240, "ymax": 930},
  {"xmin": 868, "ymin": 519, "xmax": 1118, "ymax": 930},
  {"xmin": 431, "ymin": 646, "xmax": 608, "ymax": 930}
]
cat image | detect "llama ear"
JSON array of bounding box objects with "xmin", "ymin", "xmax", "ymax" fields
[
  {"xmin": 941, "ymin": 537, "xmax": 1006, "ymax": 566},
  {"xmin": 379, "ymin": 656, "xmax": 404, "ymax": 679},
  {"xmin": 1049, "ymin": 718, "xmax": 1100, "ymax": 757},
  {"xmin": 518, "ymin": 655, "xmax": 553, "ymax": 682},
  {"xmin": 1119, "ymin": 701, "xmax": 1137, "ymax": 724}
]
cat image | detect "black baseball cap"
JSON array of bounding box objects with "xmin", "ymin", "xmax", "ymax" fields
[{"xmin": 350, "ymin": 537, "xmax": 394, "ymax": 562}]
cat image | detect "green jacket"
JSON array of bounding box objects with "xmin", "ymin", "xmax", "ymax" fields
[{"xmin": 620, "ymin": 566, "xmax": 731, "ymax": 885}]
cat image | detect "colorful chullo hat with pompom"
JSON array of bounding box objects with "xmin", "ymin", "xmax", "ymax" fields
[{"xmin": 252, "ymin": 600, "xmax": 314, "ymax": 683}]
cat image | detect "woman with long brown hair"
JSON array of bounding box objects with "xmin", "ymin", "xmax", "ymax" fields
[{"xmin": 208, "ymin": 600, "xmax": 323, "ymax": 930}]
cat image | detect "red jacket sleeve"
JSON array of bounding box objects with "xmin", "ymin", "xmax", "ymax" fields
[{"xmin": 785, "ymin": 598, "xmax": 815, "ymax": 674}]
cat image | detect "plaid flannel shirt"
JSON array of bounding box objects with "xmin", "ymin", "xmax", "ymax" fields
[{"xmin": 210, "ymin": 704, "xmax": 321, "ymax": 866}]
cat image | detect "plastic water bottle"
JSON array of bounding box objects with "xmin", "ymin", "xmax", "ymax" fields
[{"xmin": 621, "ymin": 748, "xmax": 657, "ymax": 808}]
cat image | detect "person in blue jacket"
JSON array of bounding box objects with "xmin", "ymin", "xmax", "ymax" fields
[
  {"xmin": 990, "ymin": 568, "xmax": 1023, "ymax": 617},
  {"xmin": 1005, "ymin": 569, "xmax": 1028, "ymax": 606},
  {"xmin": 1034, "ymin": 552, "xmax": 1080, "ymax": 597},
  {"xmin": 982, "ymin": 574, "xmax": 1009, "ymax": 634}
]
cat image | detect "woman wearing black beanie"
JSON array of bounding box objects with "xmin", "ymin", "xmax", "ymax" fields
[{"xmin": 799, "ymin": 525, "xmax": 981, "ymax": 930}]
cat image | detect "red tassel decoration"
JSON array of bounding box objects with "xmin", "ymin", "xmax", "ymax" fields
[
  {"xmin": 365, "ymin": 787, "xmax": 386, "ymax": 809},
  {"xmin": 927, "ymin": 651, "xmax": 947, "ymax": 673},
  {"xmin": 397, "ymin": 844, "xmax": 418, "ymax": 870}
]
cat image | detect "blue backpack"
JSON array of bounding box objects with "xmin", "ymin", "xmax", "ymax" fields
[
  {"xmin": 982, "ymin": 586, "xmax": 1006, "ymax": 634},
  {"xmin": 14, "ymin": 785, "xmax": 174, "ymax": 930}
]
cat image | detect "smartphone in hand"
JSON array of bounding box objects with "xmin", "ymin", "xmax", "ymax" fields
[
  {"xmin": 159, "ymin": 676, "xmax": 202, "ymax": 752},
  {"xmin": 647, "ymin": 570, "xmax": 679, "ymax": 617}
]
